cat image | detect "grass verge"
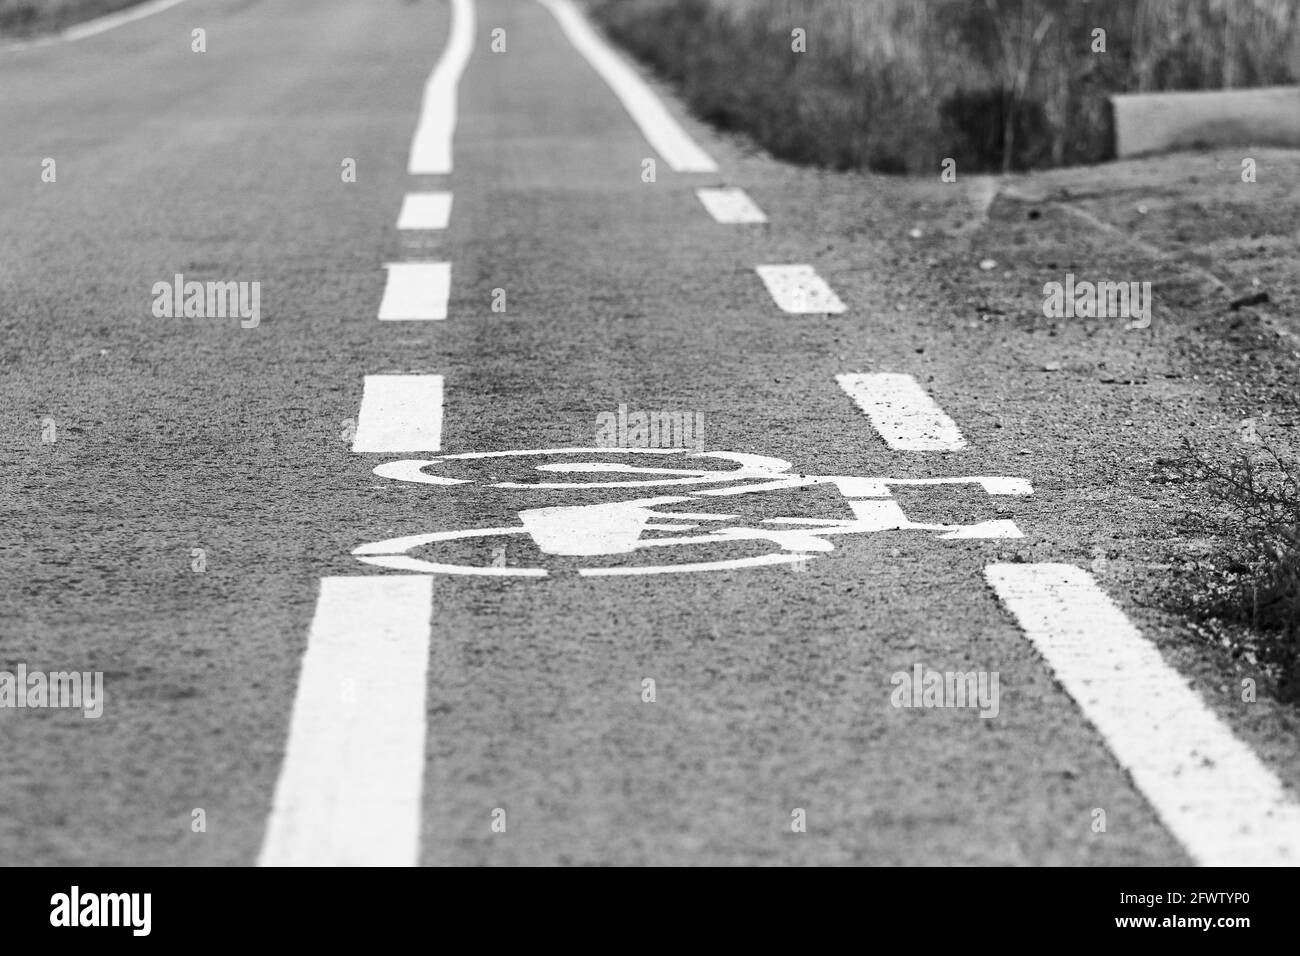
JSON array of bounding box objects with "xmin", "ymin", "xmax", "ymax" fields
[
  {"xmin": 1171, "ymin": 439, "xmax": 1300, "ymax": 700},
  {"xmin": 0, "ymin": 0, "xmax": 146, "ymax": 38},
  {"xmin": 587, "ymin": 0, "xmax": 1300, "ymax": 173}
]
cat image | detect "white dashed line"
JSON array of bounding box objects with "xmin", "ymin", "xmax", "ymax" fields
[
  {"xmin": 696, "ymin": 187, "xmax": 767, "ymax": 224},
  {"xmin": 835, "ymin": 373, "xmax": 967, "ymax": 451},
  {"xmin": 408, "ymin": 0, "xmax": 476, "ymax": 175},
  {"xmin": 538, "ymin": 0, "xmax": 718, "ymax": 173},
  {"xmin": 755, "ymin": 265, "xmax": 846, "ymax": 314},
  {"xmin": 259, "ymin": 575, "xmax": 434, "ymax": 867},
  {"xmin": 352, "ymin": 375, "xmax": 444, "ymax": 453},
  {"xmin": 61, "ymin": 0, "xmax": 190, "ymax": 41},
  {"xmin": 986, "ymin": 563, "xmax": 1300, "ymax": 867},
  {"xmin": 397, "ymin": 193, "xmax": 453, "ymax": 230},
  {"xmin": 378, "ymin": 262, "xmax": 450, "ymax": 321}
]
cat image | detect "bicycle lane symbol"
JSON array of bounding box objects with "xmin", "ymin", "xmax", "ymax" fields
[{"xmin": 351, "ymin": 448, "xmax": 1033, "ymax": 577}]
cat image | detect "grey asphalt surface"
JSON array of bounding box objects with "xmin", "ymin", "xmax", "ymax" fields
[{"xmin": 1, "ymin": 0, "xmax": 1297, "ymax": 866}]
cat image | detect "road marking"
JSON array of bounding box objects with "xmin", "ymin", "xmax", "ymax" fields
[
  {"xmin": 378, "ymin": 262, "xmax": 450, "ymax": 321},
  {"xmin": 537, "ymin": 0, "xmax": 718, "ymax": 173},
  {"xmin": 356, "ymin": 527, "xmax": 549, "ymax": 577},
  {"xmin": 358, "ymin": 449, "xmax": 1031, "ymax": 574},
  {"xmin": 986, "ymin": 563, "xmax": 1300, "ymax": 867},
  {"xmin": 61, "ymin": 0, "xmax": 191, "ymax": 41},
  {"xmin": 4, "ymin": 0, "xmax": 190, "ymax": 49},
  {"xmin": 835, "ymin": 373, "xmax": 968, "ymax": 451},
  {"xmin": 353, "ymin": 375, "xmax": 444, "ymax": 453},
  {"xmin": 408, "ymin": 0, "xmax": 476, "ymax": 175},
  {"xmin": 259, "ymin": 576, "xmax": 433, "ymax": 867},
  {"xmin": 829, "ymin": 476, "xmax": 1031, "ymax": 497},
  {"xmin": 696, "ymin": 187, "xmax": 767, "ymax": 224},
  {"xmin": 580, "ymin": 553, "xmax": 808, "ymax": 576},
  {"xmin": 756, "ymin": 265, "xmax": 846, "ymax": 314},
  {"xmin": 397, "ymin": 193, "xmax": 453, "ymax": 230}
]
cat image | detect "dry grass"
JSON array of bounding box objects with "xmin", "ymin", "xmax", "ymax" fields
[
  {"xmin": 1173, "ymin": 439, "xmax": 1300, "ymax": 700},
  {"xmin": 589, "ymin": 0, "xmax": 1300, "ymax": 172}
]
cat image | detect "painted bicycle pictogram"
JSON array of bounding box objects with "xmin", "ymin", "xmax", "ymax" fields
[{"xmin": 352, "ymin": 448, "xmax": 1033, "ymax": 577}]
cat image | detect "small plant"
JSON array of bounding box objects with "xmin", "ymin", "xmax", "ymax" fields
[{"xmin": 1174, "ymin": 438, "xmax": 1300, "ymax": 700}]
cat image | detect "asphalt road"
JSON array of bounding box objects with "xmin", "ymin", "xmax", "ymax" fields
[{"xmin": 2, "ymin": 0, "xmax": 1298, "ymax": 866}]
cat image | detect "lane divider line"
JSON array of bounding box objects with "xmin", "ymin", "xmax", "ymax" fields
[
  {"xmin": 61, "ymin": 0, "xmax": 190, "ymax": 41},
  {"xmin": 537, "ymin": 0, "xmax": 718, "ymax": 173},
  {"xmin": 352, "ymin": 375, "xmax": 444, "ymax": 453},
  {"xmin": 258, "ymin": 575, "xmax": 434, "ymax": 867},
  {"xmin": 408, "ymin": 0, "xmax": 476, "ymax": 175},
  {"xmin": 378, "ymin": 262, "xmax": 450, "ymax": 321},
  {"xmin": 986, "ymin": 563, "xmax": 1300, "ymax": 867},
  {"xmin": 397, "ymin": 192, "xmax": 453, "ymax": 230},
  {"xmin": 696, "ymin": 187, "xmax": 767, "ymax": 224},
  {"xmin": 835, "ymin": 373, "xmax": 968, "ymax": 451},
  {"xmin": 755, "ymin": 264, "xmax": 845, "ymax": 314}
]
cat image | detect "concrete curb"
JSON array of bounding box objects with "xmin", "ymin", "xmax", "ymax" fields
[{"xmin": 1110, "ymin": 86, "xmax": 1300, "ymax": 158}]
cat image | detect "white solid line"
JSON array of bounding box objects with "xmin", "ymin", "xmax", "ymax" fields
[
  {"xmin": 60, "ymin": 0, "xmax": 190, "ymax": 41},
  {"xmin": 408, "ymin": 0, "xmax": 476, "ymax": 175},
  {"xmin": 258, "ymin": 576, "xmax": 434, "ymax": 867},
  {"xmin": 835, "ymin": 373, "xmax": 968, "ymax": 451},
  {"xmin": 756, "ymin": 265, "xmax": 846, "ymax": 314},
  {"xmin": 397, "ymin": 193, "xmax": 453, "ymax": 230},
  {"xmin": 353, "ymin": 375, "xmax": 444, "ymax": 453},
  {"xmin": 696, "ymin": 187, "xmax": 767, "ymax": 224},
  {"xmin": 537, "ymin": 0, "xmax": 718, "ymax": 173},
  {"xmin": 378, "ymin": 262, "xmax": 450, "ymax": 321},
  {"xmin": 986, "ymin": 563, "xmax": 1300, "ymax": 867}
]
